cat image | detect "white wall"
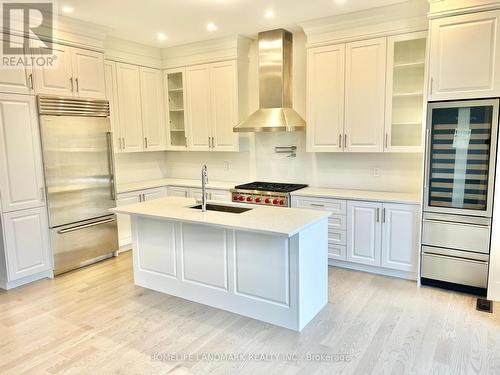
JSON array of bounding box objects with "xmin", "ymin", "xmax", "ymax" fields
[
  {"xmin": 114, "ymin": 151, "xmax": 169, "ymax": 184},
  {"xmin": 163, "ymin": 31, "xmax": 423, "ymax": 193}
]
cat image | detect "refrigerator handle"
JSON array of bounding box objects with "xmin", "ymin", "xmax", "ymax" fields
[
  {"xmin": 423, "ymin": 128, "xmax": 430, "ymax": 189},
  {"xmin": 106, "ymin": 132, "xmax": 116, "ymax": 201},
  {"xmin": 57, "ymin": 217, "xmax": 116, "ymax": 234}
]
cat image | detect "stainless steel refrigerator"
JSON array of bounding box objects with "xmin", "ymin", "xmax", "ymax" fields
[
  {"xmin": 421, "ymin": 99, "xmax": 499, "ymax": 295},
  {"xmin": 38, "ymin": 96, "xmax": 118, "ymax": 275}
]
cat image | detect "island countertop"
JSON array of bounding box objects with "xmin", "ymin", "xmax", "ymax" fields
[{"xmin": 111, "ymin": 196, "xmax": 331, "ymax": 237}]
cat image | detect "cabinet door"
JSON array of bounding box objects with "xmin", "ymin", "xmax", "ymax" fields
[
  {"xmin": 165, "ymin": 68, "xmax": 188, "ymax": 149},
  {"xmin": 381, "ymin": 203, "xmax": 419, "ymax": 273},
  {"xmin": 104, "ymin": 61, "xmax": 121, "ymax": 152},
  {"xmin": 143, "ymin": 187, "xmax": 167, "ymax": 201},
  {"xmin": 140, "ymin": 67, "xmax": 166, "ymax": 151},
  {"xmin": 2, "ymin": 207, "xmax": 51, "ymax": 281},
  {"xmin": 71, "ymin": 48, "xmax": 106, "ymax": 99},
  {"xmin": 116, "ymin": 63, "xmax": 144, "ymax": 152},
  {"xmin": 345, "ymin": 38, "xmax": 386, "ymax": 152},
  {"xmin": 167, "ymin": 186, "xmax": 189, "ymax": 197},
  {"xmin": 34, "ymin": 44, "xmax": 74, "ymax": 96},
  {"xmin": 209, "ymin": 189, "xmax": 231, "ymax": 202},
  {"xmin": 429, "ymin": 10, "xmax": 500, "ymax": 100},
  {"xmin": 186, "ymin": 65, "xmax": 211, "ymax": 151},
  {"xmin": 346, "ymin": 201, "xmax": 382, "ymax": 266},
  {"xmin": 0, "ymin": 94, "xmax": 45, "ymax": 212},
  {"xmin": 210, "ymin": 61, "xmax": 239, "ymax": 151},
  {"xmin": 116, "ymin": 193, "xmax": 141, "ymax": 247},
  {"xmin": 307, "ymin": 44, "xmax": 345, "ymax": 152},
  {"xmin": 0, "ymin": 36, "xmax": 33, "ymax": 95}
]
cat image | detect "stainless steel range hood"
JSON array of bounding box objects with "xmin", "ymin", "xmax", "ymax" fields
[{"xmin": 234, "ymin": 29, "xmax": 306, "ymax": 133}]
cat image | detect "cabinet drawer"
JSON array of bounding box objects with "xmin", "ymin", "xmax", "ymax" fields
[
  {"xmin": 328, "ymin": 229, "xmax": 346, "ymax": 246},
  {"xmin": 422, "ymin": 219, "xmax": 490, "ymax": 254},
  {"xmin": 329, "ymin": 214, "xmax": 346, "ymax": 230},
  {"xmin": 328, "ymin": 244, "xmax": 346, "ymax": 261},
  {"xmin": 293, "ymin": 197, "xmax": 346, "ymax": 215}
]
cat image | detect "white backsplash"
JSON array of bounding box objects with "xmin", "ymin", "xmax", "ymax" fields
[{"xmin": 114, "ymin": 151, "xmax": 169, "ymax": 184}]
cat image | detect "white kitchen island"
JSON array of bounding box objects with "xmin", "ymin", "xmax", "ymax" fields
[{"xmin": 112, "ymin": 197, "xmax": 330, "ymax": 331}]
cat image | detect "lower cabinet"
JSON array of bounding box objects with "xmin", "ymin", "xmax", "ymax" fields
[
  {"xmin": 292, "ymin": 195, "xmax": 419, "ymax": 279},
  {"xmin": 167, "ymin": 185, "xmax": 231, "ymax": 202},
  {"xmin": 116, "ymin": 187, "xmax": 167, "ymax": 247},
  {"xmin": 0, "ymin": 206, "xmax": 52, "ymax": 286}
]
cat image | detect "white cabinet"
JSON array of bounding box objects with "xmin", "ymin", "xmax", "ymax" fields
[
  {"xmin": 186, "ymin": 64, "xmax": 212, "ymax": 151},
  {"xmin": 167, "ymin": 186, "xmax": 190, "ymax": 197},
  {"xmin": 167, "ymin": 186, "xmax": 231, "ymax": 202},
  {"xmin": 209, "ymin": 189, "xmax": 232, "ymax": 202},
  {"xmin": 344, "ymin": 38, "xmax": 386, "ymax": 153},
  {"xmin": 381, "ymin": 203, "xmax": 419, "ymax": 273},
  {"xmin": 185, "ymin": 61, "xmax": 240, "ymax": 152},
  {"xmin": 1, "ymin": 207, "xmax": 52, "ymax": 281},
  {"xmin": 346, "ymin": 201, "xmax": 383, "ymax": 266},
  {"xmin": 0, "ymin": 94, "xmax": 45, "ymax": 212},
  {"xmin": 116, "ymin": 187, "xmax": 167, "ymax": 247},
  {"xmin": 107, "ymin": 61, "xmax": 167, "ymax": 153},
  {"xmin": 71, "ymin": 48, "xmax": 106, "ymax": 99},
  {"xmin": 165, "ymin": 68, "xmax": 188, "ymax": 149},
  {"xmin": 115, "ymin": 63, "xmax": 144, "ymax": 152},
  {"xmin": 34, "ymin": 44, "xmax": 105, "ymax": 99},
  {"xmin": 0, "ymin": 36, "xmax": 34, "ymax": 95},
  {"xmin": 306, "ymin": 44, "xmax": 345, "ymax": 152},
  {"xmin": 428, "ymin": 9, "xmax": 500, "ymax": 100},
  {"xmin": 140, "ymin": 67, "xmax": 166, "ymax": 151}
]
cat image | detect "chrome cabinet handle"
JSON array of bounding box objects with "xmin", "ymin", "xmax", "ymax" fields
[
  {"xmin": 28, "ymin": 73, "xmax": 34, "ymax": 89},
  {"xmin": 385, "ymin": 133, "xmax": 389, "ymax": 149},
  {"xmin": 144, "ymin": 137, "xmax": 148, "ymax": 149},
  {"xmin": 344, "ymin": 134, "xmax": 347, "ymax": 149},
  {"xmin": 376, "ymin": 207, "xmax": 380, "ymax": 222},
  {"xmin": 75, "ymin": 77, "xmax": 79, "ymax": 92},
  {"xmin": 208, "ymin": 136, "xmax": 211, "ymax": 148},
  {"xmin": 70, "ymin": 77, "xmax": 74, "ymax": 92},
  {"xmin": 58, "ymin": 217, "xmax": 116, "ymax": 234},
  {"xmin": 339, "ymin": 134, "xmax": 342, "ymax": 148},
  {"xmin": 382, "ymin": 208, "xmax": 386, "ymax": 223},
  {"xmin": 310, "ymin": 203, "xmax": 325, "ymax": 207},
  {"xmin": 211, "ymin": 137, "xmax": 215, "ymax": 148},
  {"xmin": 106, "ymin": 132, "xmax": 116, "ymax": 201}
]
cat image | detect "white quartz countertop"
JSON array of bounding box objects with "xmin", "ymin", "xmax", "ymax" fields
[
  {"xmin": 116, "ymin": 178, "xmax": 239, "ymax": 194},
  {"xmin": 111, "ymin": 196, "xmax": 331, "ymax": 237},
  {"xmin": 291, "ymin": 187, "xmax": 421, "ymax": 205}
]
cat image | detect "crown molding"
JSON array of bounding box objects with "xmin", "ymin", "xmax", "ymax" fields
[
  {"xmin": 300, "ymin": 0, "xmax": 429, "ymax": 47},
  {"xmin": 428, "ymin": 0, "xmax": 500, "ymax": 19},
  {"xmin": 161, "ymin": 35, "xmax": 252, "ymax": 69},
  {"xmin": 105, "ymin": 36, "xmax": 162, "ymax": 68}
]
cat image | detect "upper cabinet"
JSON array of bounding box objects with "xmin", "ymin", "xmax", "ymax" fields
[
  {"xmin": 428, "ymin": 9, "xmax": 500, "ymax": 100},
  {"xmin": 344, "ymin": 38, "xmax": 386, "ymax": 153},
  {"xmin": 105, "ymin": 60, "xmax": 168, "ymax": 153},
  {"xmin": 306, "ymin": 31, "xmax": 426, "ymax": 153},
  {"xmin": 176, "ymin": 60, "xmax": 243, "ymax": 152},
  {"xmin": 165, "ymin": 68, "xmax": 188, "ymax": 149},
  {"xmin": 0, "ymin": 37, "xmax": 34, "ymax": 95},
  {"xmin": 385, "ymin": 32, "xmax": 427, "ymax": 152},
  {"xmin": 34, "ymin": 43, "xmax": 105, "ymax": 99}
]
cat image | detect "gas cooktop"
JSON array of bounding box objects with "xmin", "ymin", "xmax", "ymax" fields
[{"xmin": 234, "ymin": 182, "xmax": 308, "ymax": 193}]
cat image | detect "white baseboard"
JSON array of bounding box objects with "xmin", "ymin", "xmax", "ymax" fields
[
  {"xmin": 0, "ymin": 270, "xmax": 53, "ymax": 290},
  {"xmin": 329, "ymin": 259, "xmax": 417, "ymax": 281}
]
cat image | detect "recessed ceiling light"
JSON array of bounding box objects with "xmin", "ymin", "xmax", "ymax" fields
[
  {"xmin": 264, "ymin": 9, "xmax": 274, "ymax": 19},
  {"xmin": 207, "ymin": 22, "xmax": 217, "ymax": 32},
  {"xmin": 157, "ymin": 32, "xmax": 167, "ymax": 41},
  {"xmin": 62, "ymin": 5, "xmax": 74, "ymax": 13}
]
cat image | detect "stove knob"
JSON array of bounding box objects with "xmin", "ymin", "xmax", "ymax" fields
[
  {"xmin": 246, "ymin": 196, "xmax": 252, "ymax": 202},
  {"xmin": 238, "ymin": 196, "xmax": 244, "ymax": 201},
  {"xmin": 255, "ymin": 198, "xmax": 261, "ymax": 203},
  {"xmin": 233, "ymin": 195, "xmax": 239, "ymax": 201},
  {"xmin": 279, "ymin": 199, "xmax": 285, "ymax": 206},
  {"xmin": 272, "ymin": 199, "xmax": 278, "ymax": 205},
  {"xmin": 264, "ymin": 198, "xmax": 271, "ymax": 204}
]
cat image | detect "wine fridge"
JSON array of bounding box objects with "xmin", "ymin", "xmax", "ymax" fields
[{"xmin": 421, "ymin": 99, "xmax": 499, "ymax": 296}]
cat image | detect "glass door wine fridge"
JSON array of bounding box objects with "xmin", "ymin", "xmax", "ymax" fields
[{"xmin": 421, "ymin": 99, "xmax": 499, "ymax": 296}]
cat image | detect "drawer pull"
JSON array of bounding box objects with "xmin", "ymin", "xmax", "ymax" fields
[{"xmin": 310, "ymin": 203, "xmax": 325, "ymax": 207}]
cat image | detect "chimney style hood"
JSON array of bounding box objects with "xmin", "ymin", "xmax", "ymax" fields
[{"xmin": 234, "ymin": 29, "xmax": 306, "ymax": 133}]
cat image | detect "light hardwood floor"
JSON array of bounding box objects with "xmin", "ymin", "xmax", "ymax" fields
[{"xmin": 1, "ymin": 251, "xmax": 500, "ymax": 375}]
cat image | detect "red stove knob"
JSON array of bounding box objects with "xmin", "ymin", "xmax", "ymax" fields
[
  {"xmin": 255, "ymin": 198, "xmax": 261, "ymax": 203},
  {"xmin": 264, "ymin": 198, "xmax": 271, "ymax": 204},
  {"xmin": 273, "ymin": 199, "xmax": 278, "ymax": 205},
  {"xmin": 233, "ymin": 195, "xmax": 239, "ymax": 201},
  {"xmin": 238, "ymin": 196, "xmax": 244, "ymax": 201},
  {"xmin": 246, "ymin": 196, "xmax": 252, "ymax": 202},
  {"xmin": 279, "ymin": 200, "xmax": 284, "ymax": 206}
]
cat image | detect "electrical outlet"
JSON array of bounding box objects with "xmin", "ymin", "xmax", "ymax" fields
[{"xmin": 373, "ymin": 168, "xmax": 380, "ymax": 177}]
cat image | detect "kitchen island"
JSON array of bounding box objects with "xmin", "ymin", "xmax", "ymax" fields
[{"xmin": 112, "ymin": 196, "xmax": 330, "ymax": 331}]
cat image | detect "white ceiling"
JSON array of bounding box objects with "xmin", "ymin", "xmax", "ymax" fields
[{"xmin": 59, "ymin": 0, "xmax": 410, "ymax": 47}]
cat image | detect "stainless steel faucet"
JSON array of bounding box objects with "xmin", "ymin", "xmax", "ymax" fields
[{"xmin": 201, "ymin": 165, "xmax": 208, "ymax": 212}]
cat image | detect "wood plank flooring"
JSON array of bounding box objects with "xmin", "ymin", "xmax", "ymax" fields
[{"xmin": 1, "ymin": 251, "xmax": 500, "ymax": 375}]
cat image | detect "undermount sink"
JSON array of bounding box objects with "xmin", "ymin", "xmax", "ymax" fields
[{"xmin": 190, "ymin": 203, "xmax": 253, "ymax": 214}]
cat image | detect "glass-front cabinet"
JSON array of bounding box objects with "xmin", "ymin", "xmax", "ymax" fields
[
  {"xmin": 425, "ymin": 99, "xmax": 499, "ymax": 217},
  {"xmin": 165, "ymin": 68, "xmax": 188, "ymax": 149},
  {"xmin": 385, "ymin": 31, "xmax": 427, "ymax": 152}
]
